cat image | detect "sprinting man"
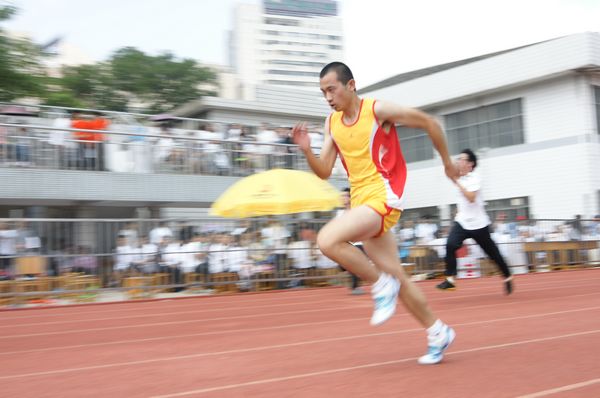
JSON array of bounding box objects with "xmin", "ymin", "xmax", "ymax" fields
[
  {"xmin": 292, "ymin": 62, "xmax": 458, "ymax": 365},
  {"xmin": 436, "ymin": 149, "xmax": 514, "ymax": 294}
]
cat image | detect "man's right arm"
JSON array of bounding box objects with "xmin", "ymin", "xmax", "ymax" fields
[{"xmin": 292, "ymin": 118, "xmax": 337, "ymax": 179}]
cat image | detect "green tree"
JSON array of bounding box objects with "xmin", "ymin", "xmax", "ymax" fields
[
  {"xmin": 54, "ymin": 47, "xmax": 216, "ymax": 113},
  {"xmin": 109, "ymin": 47, "xmax": 216, "ymax": 113},
  {"xmin": 0, "ymin": 5, "xmax": 46, "ymax": 101},
  {"xmin": 59, "ymin": 63, "xmax": 128, "ymax": 111}
]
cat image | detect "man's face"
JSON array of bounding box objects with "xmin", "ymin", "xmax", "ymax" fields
[
  {"xmin": 320, "ymin": 71, "xmax": 354, "ymax": 111},
  {"xmin": 456, "ymin": 153, "xmax": 474, "ymax": 176}
]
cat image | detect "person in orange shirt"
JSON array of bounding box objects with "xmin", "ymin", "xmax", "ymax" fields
[
  {"xmin": 92, "ymin": 111, "xmax": 109, "ymax": 171},
  {"xmin": 71, "ymin": 111, "xmax": 96, "ymax": 170},
  {"xmin": 293, "ymin": 62, "xmax": 458, "ymax": 365}
]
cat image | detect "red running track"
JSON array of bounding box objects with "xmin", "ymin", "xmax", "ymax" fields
[{"xmin": 1, "ymin": 269, "xmax": 600, "ymax": 398}]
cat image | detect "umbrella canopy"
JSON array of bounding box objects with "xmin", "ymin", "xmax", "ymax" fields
[{"xmin": 211, "ymin": 169, "xmax": 343, "ymax": 218}]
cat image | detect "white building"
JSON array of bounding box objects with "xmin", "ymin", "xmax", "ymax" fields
[
  {"xmin": 360, "ymin": 32, "xmax": 600, "ymax": 220},
  {"xmin": 229, "ymin": 0, "xmax": 343, "ymax": 100}
]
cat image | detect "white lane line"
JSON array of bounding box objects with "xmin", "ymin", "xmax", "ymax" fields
[
  {"xmin": 0, "ymin": 281, "xmax": 596, "ymax": 330},
  {"xmin": 2, "ymin": 290, "xmax": 600, "ymax": 356},
  {"xmin": 149, "ymin": 329, "xmax": 600, "ymax": 397},
  {"xmin": 515, "ymin": 378, "xmax": 600, "ymax": 397},
  {"xmin": 0, "ymin": 297, "xmax": 351, "ymax": 328},
  {"xmin": 3, "ymin": 272, "xmax": 598, "ymax": 321},
  {"xmin": 2, "ymin": 284, "xmax": 600, "ymax": 340},
  {"xmin": 1, "ymin": 306, "xmax": 599, "ymax": 380}
]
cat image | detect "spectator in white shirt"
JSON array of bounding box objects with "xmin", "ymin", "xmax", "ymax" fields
[
  {"xmin": 113, "ymin": 235, "xmax": 138, "ymax": 274},
  {"xmin": 139, "ymin": 236, "xmax": 159, "ymax": 274},
  {"xmin": 208, "ymin": 234, "xmax": 228, "ymax": 274},
  {"xmin": 0, "ymin": 222, "xmax": 18, "ymax": 278},
  {"xmin": 437, "ymin": 149, "xmax": 512, "ymax": 294},
  {"xmin": 150, "ymin": 222, "xmax": 173, "ymax": 245}
]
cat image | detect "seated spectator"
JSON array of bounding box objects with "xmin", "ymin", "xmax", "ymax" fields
[
  {"xmin": 118, "ymin": 221, "xmax": 139, "ymax": 248},
  {"xmin": 139, "ymin": 236, "xmax": 159, "ymax": 274},
  {"xmin": 287, "ymin": 231, "xmax": 317, "ymax": 287},
  {"xmin": 208, "ymin": 234, "xmax": 228, "ymax": 275},
  {"xmin": 150, "ymin": 221, "xmax": 173, "ymax": 246},
  {"xmin": 158, "ymin": 236, "xmax": 183, "ymax": 290},
  {"xmin": 71, "ymin": 246, "xmax": 98, "ymax": 275},
  {"xmin": 197, "ymin": 124, "xmax": 230, "ymax": 174},
  {"xmin": 112, "ymin": 235, "xmax": 138, "ymax": 285},
  {"xmin": 227, "ymin": 234, "xmax": 253, "ymax": 291},
  {"xmin": 154, "ymin": 125, "xmax": 184, "ymax": 167}
]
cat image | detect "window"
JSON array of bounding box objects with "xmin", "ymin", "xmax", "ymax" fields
[
  {"xmin": 444, "ymin": 99, "xmax": 524, "ymax": 154},
  {"xmin": 397, "ymin": 126, "xmax": 434, "ymax": 163},
  {"xmin": 267, "ymin": 70, "xmax": 320, "ymax": 77},
  {"xmin": 265, "ymin": 80, "xmax": 319, "ymax": 87},
  {"xmin": 270, "ymin": 60, "xmax": 323, "ymax": 68},
  {"xmin": 594, "ymin": 86, "xmax": 600, "ymax": 134}
]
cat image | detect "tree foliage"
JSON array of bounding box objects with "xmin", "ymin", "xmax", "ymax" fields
[
  {"xmin": 0, "ymin": 6, "xmax": 217, "ymax": 112},
  {"xmin": 54, "ymin": 47, "xmax": 217, "ymax": 112},
  {"xmin": 0, "ymin": 5, "xmax": 46, "ymax": 101}
]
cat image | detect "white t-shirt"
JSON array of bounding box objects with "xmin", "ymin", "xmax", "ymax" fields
[
  {"xmin": 287, "ymin": 241, "xmax": 315, "ymax": 269},
  {"xmin": 455, "ymin": 171, "xmax": 491, "ymax": 230},
  {"xmin": 149, "ymin": 227, "xmax": 173, "ymax": 245}
]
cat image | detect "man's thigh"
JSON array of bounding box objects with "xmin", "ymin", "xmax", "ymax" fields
[{"xmin": 319, "ymin": 205, "xmax": 383, "ymax": 244}]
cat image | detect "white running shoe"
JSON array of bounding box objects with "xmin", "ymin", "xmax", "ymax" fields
[
  {"xmin": 369, "ymin": 274, "xmax": 400, "ymax": 326},
  {"xmin": 418, "ymin": 325, "xmax": 456, "ymax": 365}
]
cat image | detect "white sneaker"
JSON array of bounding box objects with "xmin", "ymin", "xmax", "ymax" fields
[
  {"xmin": 418, "ymin": 325, "xmax": 456, "ymax": 365},
  {"xmin": 369, "ymin": 274, "xmax": 400, "ymax": 326}
]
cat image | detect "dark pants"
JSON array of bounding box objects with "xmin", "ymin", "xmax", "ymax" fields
[
  {"xmin": 351, "ymin": 243, "xmax": 364, "ymax": 289},
  {"xmin": 445, "ymin": 223, "xmax": 511, "ymax": 278},
  {"xmin": 337, "ymin": 243, "xmax": 363, "ymax": 290}
]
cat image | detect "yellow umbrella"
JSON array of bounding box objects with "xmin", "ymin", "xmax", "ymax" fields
[{"xmin": 211, "ymin": 169, "xmax": 343, "ymax": 218}]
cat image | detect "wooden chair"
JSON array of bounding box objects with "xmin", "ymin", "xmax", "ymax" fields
[
  {"xmin": 13, "ymin": 277, "xmax": 51, "ymax": 304},
  {"xmin": 60, "ymin": 274, "xmax": 100, "ymax": 302},
  {"xmin": 408, "ymin": 246, "xmax": 431, "ymax": 274},
  {"xmin": 313, "ymin": 268, "xmax": 339, "ymax": 287},
  {"xmin": 15, "ymin": 256, "xmax": 47, "ymax": 276},
  {"xmin": 0, "ymin": 280, "xmax": 14, "ymax": 306},
  {"xmin": 122, "ymin": 276, "xmax": 153, "ymax": 299},
  {"xmin": 210, "ymin": 272, "xmax": 239, "ymax": 293},
  {"xmin": 480, "ymin": 258, "xmax": 499, "ymax": 276},
  {"xmin": 254, "ymin": 270, "xmax": 275, "ymax": 291},
  {"xmin": 151, "ymin": 273, "xmax": 171, "ymax": 293},
  {"xmin": 184, "ymin": 273, "xmax": 206, "ymax": 292}
]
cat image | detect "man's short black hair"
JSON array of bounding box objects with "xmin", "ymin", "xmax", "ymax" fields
[
  {"xmin": 461, "ymin": 148, "xmax": 477, "ymax": 169},
  {"xmin": 320, "ymin": 62, "xmax": 354, "ymax": 85}
]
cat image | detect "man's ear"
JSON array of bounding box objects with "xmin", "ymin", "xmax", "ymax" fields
[{"xmin": 347, "ymin": 79, "xmax": 356, "ymax": 92}]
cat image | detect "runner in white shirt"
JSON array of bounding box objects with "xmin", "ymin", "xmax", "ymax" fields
[{"xmin": 437, "ymin": 149, "xmax": 513, "ymax": 295}]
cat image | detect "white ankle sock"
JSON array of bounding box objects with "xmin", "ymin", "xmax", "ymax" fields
[
  {"xmin": 447, "ymin": 276, "xmax": 455, "ymax": 284},
  {"xmin": 504, "ymin": 276, "xmax": 513, "ymax": 282},
  {"xmin": 426, "ymin": 319, "xmax": 444, "ymax": 336}
]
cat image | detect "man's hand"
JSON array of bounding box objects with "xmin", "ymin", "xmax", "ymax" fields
[
  {"xmin": 292, "ymin": 122, "xmax": 311, "ymax": 152},
  {"xmin": 444, "ymin": 161, "xmax": 460, "ymax": 182}
]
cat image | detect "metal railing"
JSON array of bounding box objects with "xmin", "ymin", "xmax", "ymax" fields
[
  {"xmin": 0, "ymin": 217, "xmax": 598, "ymax": 306},
  {"xmin": 0, "ymin": 122, "xmax": 341, "ymax": 176}
]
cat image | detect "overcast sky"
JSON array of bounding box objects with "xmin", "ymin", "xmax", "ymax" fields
[{"xmin": 4, "ymin": 0, "xmax": 600, "ymax": 87}]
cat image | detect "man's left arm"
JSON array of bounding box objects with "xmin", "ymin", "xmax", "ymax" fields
[{"xmin": 374, "ymin": 101, "xmax": 457, "ymax": 180}]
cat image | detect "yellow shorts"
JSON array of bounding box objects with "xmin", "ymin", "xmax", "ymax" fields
[{"xmin": 364, "ymin": 201, "xmax": 402, "ymax": 237}]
